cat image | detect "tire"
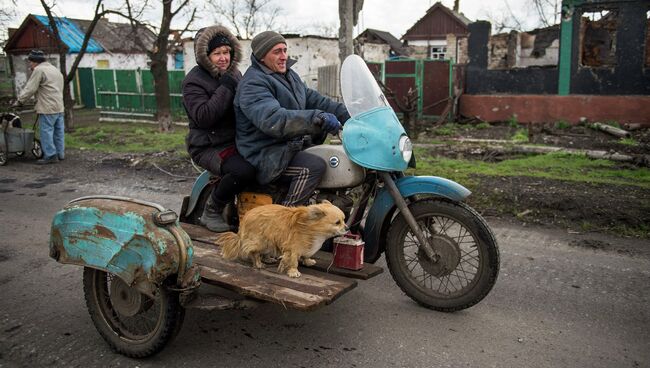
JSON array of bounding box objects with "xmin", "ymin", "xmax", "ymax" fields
[
  {"xmin": 385, "ymin": 198, "xmax": 500, "ymax": 312},
  {"xmin": 15, "ymin": 151, "xmax": 24, "ymax": 157},
  {"xmin": 82, "ymin": 267, "xmax": 185, "ymax": 357},
  {"xmin": 0, "ymin": 151, "xmax": 6, "ymax": 166},
  {"xmin": 32, "ymin": 139, "xmax": 43, "ymax": 159}
]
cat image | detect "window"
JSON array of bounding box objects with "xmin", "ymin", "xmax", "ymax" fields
[
  {"xmin": 580, "ymin": 10, "xmax": 617, "ymax": 67},
  {"xmin": 96, "ymin": 60, "xmax": 109, "ymax": 69},
  {"xmin": 430, "ymin": 46, "xmax": 447, "ymax": 60}
]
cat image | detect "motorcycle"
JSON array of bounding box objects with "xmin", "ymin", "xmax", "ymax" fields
[
  {"xmin": 183, "ymin": 54, "xmax": 500, "ymax": 311},
  {"xmin": 49, "ymin": 55, "xmax": 499, "ymax": 357}
]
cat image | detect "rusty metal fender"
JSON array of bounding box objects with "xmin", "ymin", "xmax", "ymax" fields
[{"xmin": 49, "ymin": 196, "xmax": 200, "ymax": 297}]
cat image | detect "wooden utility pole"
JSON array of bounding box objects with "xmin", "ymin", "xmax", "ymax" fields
[{"xmin": 338, "ymin": 0, "xmax": 363, "ymax": 65}]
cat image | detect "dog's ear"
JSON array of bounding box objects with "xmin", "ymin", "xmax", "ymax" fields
[{"xmin": 307, "ymin": 206, "xmax": 327, "ymax": 221}]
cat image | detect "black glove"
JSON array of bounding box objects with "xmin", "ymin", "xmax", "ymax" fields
[
  {"xmin": 219, "ymin": 72, "xmax": 240, "ymax": 93},
  {"xmin": 318, "ymin": 112, "xmax": 342, "ymax": 135}
]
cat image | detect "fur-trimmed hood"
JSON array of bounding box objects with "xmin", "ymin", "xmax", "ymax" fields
[{"xmin": 194, "ymin": 25, "xmax": 241, "ymax": 78}]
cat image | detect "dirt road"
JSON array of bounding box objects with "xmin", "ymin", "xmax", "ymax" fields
[{"xmin": 1, "ymin": 155, "xmax": 648, "ymax": 368}]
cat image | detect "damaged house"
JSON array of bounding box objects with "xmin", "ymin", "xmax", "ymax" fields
[{"xmin": 460, "ymin": 0, "xmax": 650, "ymax": 125}]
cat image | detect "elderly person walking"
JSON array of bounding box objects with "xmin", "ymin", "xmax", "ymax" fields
[
  {"xmin": 235, "ymin": 31, "xmax": 349, "ymax": 206},
  {"xmin": 182, "ymin": 25, "xmax": 256, "ymax": 232},
  {"xmin": 14, "ymin": 50, "xmax": 65, "ymax": 164}
]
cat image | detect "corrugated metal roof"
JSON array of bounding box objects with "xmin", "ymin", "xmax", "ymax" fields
[{"xmin": 34, "ymin": 15, "xmax": 103, "ymax": 53}]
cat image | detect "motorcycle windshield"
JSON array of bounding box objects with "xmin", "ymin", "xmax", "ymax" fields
[{"xmin": 340, "ymin": 55, "xmax": 390, "ymax": 118}]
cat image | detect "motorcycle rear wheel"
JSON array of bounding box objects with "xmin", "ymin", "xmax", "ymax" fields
[
  {"xmin": 82, "ymin": 267, "xmax": 185, "ymax": 357},
  {"xmin": 386, "ymin": 199, "xmax": 499, "ymax": 312}
]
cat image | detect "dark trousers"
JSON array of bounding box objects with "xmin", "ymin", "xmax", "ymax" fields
[
  {"xmin": 277, "ymin": 151, "xmax": 326, "ymax": 206},
  {"xmin": 196, "ymin": 149, "xmax": 257, "ymax": 208}
]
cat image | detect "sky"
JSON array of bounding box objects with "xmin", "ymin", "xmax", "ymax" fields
[{"xmin": 4, "ymin": 0, "xmax": 548, "ymax": 39}]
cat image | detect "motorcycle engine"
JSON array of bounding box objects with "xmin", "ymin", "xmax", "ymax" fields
[{"xmin": 314, "ymin": 191, "xmax": 354, "ymax": 221}]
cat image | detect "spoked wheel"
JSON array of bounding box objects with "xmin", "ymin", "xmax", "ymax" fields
[
  {"xmin": 32, "ymin": 139, "xmax": 43, "ymax": 159},
  {"xmin": 386, "ymin": 199, "xmax": 500, "ymax": 312},
  {"xmin": 82, "ymin": 268, "xmax": 185, "ymax": 357}
]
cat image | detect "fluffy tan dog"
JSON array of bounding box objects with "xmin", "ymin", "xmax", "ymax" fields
[{"xmin": 218, "ymin": 201, "xmax": 347, "ymax": 278}]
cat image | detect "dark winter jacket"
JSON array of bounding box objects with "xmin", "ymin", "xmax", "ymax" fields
[
  {"xmin": 234, "ymin": 56, "xmax": 350, "ymax": 185},
  {"xmin": 182, "ymin": 25, "xmax": 242, "ymax": 161}
]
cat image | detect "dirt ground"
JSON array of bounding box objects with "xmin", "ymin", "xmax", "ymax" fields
[
  {"xmin": 6, "ymin": 108, "xmax": 649, "ymax": 239},
  {"xmin": 418, "ymin": 122, "xmax": 650, "ymax": 239}
]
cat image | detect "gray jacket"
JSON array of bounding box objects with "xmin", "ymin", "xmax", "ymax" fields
[
  {"xmin": 18, "ymin": 61, "xmax": 64, "ymax": 114},
  {"xmin": 235, "ymin": 56, "xmax": 349, "ymax": 185}
]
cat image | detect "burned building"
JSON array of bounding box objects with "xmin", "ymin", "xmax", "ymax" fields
[{"xmin": 460, "ymin": 0, "xmax": 650, "ymax": 125}]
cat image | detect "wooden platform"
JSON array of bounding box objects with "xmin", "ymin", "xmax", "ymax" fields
[{"xmin": 181, "ymin": 222, "xmax": 383, "ymax": 311}]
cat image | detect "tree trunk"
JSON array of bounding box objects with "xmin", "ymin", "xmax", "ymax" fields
[
  {"xmin": 57, "ymin": 50, "xmax": 76, "ymax": 130},
  {"xmin": 151, "ymin": 56, "xmax": 172, "ymax": 132},
  {"xmin": 62, "ymin": 84, "xmax": 75, "ymax": 130},
  {"xmin": 151, "ymin": 0, "xmax": 173, "ymax": 132},
  {"xmin": 338, "ymin": 0, "xmax": 354, "ymax": 66}
]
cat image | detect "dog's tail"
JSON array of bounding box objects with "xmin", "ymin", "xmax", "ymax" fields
[{"xmin": 217, "ymin": 232, "xmax": 242, "ymax": 260}]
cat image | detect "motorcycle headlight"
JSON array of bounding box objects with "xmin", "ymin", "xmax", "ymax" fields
[{"xmin": 399, "ymin": 135, "xmax": 412, "ymax": 163}]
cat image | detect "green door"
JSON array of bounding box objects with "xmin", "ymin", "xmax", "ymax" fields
[{"xmin": 76, "ymin": 68, "xmax": 96, "ymax": 108}]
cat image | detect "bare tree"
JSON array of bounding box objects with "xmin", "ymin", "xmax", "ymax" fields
[
  {"xmin": 338, "ymin": 0, "xmax": 363, "ymax": 65},
  {"xmin": 485, "ymin": 0, "xmax": 524, "ymax": 33},
  {"xmin": 484, "ymin": 0, "xmax": 560, "ymax": 33},
  {"xmin": 39, "ymin": 0, "xmax": 113, "ymax": 130},
  {"xmin": 0, "ymin": 0, "xmax": 17, "ymax": 30},
  {"xmin": 208, "ymin": 0, "xmax": 282, "ymax": 39},
  {"xmin": 532, "ymin": 0, "xmax": 560, "ymax": 27},
  {"xmin": 116, "ymin": 0, "xmax": 196, "ymax": 132}
]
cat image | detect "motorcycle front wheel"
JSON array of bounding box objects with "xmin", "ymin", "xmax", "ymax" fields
[
  {"xmin": 386, "ymin": 199, "xmax": 499, "ymax": 312},
  {"xmin": 82, "ymin": 267, "xmax": 185, "ymax": 357}
]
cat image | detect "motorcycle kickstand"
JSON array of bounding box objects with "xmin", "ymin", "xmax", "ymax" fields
[{"xmin": 379, "ymin": 172, "xmax": 439, "ymax": 262}]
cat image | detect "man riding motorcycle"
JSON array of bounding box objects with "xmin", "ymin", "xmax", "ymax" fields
[{"xmin": 234, "ymin": 31, "xmax": 350, "ymax": 206}]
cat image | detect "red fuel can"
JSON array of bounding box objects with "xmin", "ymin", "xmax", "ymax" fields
[{"xmin": 333, "ymin": 233, "xmax": 364, "ymax": 270}]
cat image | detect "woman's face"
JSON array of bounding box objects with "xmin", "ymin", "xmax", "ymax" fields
[{"xmin": 208, "ymin": 45, "xmax": 231, "ymax": 72}]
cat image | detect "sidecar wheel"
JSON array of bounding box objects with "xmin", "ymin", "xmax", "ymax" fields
[
  {"xmin": 83, "ymin": 268, "xmax": 185, "ymax": 357},
  {"xmin": 386, "ymin": 199, "xmax": 499, "ymax": 312}
]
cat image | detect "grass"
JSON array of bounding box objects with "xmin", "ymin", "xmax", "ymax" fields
[
  {"xmin": 619, "ymin": 137, "xmax": 638, "ymax": 146},
  {"xmin": 432, "ymin": 125, "xmax": 457, "ymax": 136},
  {"xmin": 65, "ymin": 122, "xmax": 188, "ymax": 155},
  {"xmin": 412, "ymin": 149, "xmax": 650, "ymax": 189},
  {"xmin": 554, "ymin": 120, "xmax": 571, "ymax": 130},
  {"xmin": 511, "ymin": 128, "xmax": 529, "ymax": 143},
  {"xmin": 507, "ymin": 115, "xmax": 519, "ymax": 128}
]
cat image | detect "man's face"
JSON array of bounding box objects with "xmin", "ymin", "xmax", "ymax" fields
[
  {"xmin": 261, "ymin": 43, "xmax": 287, "ymax": 73},
  {"xmin": 208, "ymin": 46, "xmax": 231, "ymax": 72}
]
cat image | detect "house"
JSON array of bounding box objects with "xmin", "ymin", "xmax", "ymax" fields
[
  {"xmin": 184, "ymin": 33, "xmax": 379, "ymax": 90},
  {"xmin": 3, "ymin": 14, "xmax": 178, "ymax": 98},
  {"xmin": 355, "ymin": 28, "xmax": 407, "ymax": 60},
  {"xmin": 461, "ymin": 0, "xmax": 650, "ymax": 126},
  {"xmin": 401, "ymin": 1, "xmax": 471, "ymax": 63}
]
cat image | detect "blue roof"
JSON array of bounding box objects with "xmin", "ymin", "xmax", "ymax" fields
[{"xmin": 34, "ymin": 15, "xmax": 103, "ymax": 53}]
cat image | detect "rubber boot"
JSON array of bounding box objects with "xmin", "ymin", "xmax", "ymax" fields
[{"xmin": 200, "ymin": 197, "xmax": 231, "ymax": 232}]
